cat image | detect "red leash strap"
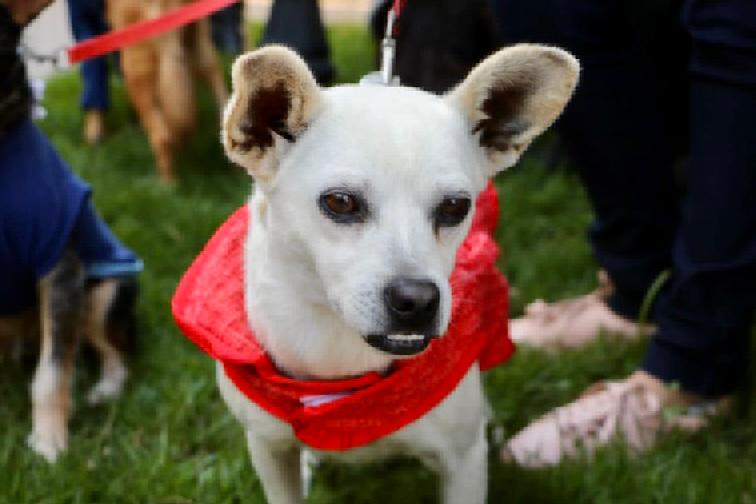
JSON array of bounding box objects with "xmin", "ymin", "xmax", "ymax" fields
[
  {"xmin": 67, "ymin": 0, "xmax": 238, "ymax": 64},
  {"xmin": 389, "ymin": 0, "xmax": 407, "ymax": 34},
  {"xmin": 392, "ymin": 0, "xmax": 407, "ymax": 18}
]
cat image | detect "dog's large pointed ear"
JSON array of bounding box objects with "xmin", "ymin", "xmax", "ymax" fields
[
  {"xmin": 222, "ymin": 46, "xmax": 322, "ymax": 182},
  {"xmin": 446, "ymin": 44, "xmax": 579, "ymax": 177}
]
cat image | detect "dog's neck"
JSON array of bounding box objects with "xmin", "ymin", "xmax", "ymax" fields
[{"xmin": 243, "ymin": 193, "xmax": 395, "ymax": 381}]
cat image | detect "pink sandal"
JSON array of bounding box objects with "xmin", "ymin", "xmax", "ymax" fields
[
  {"xmin": 510, "ymin": 272, "xmax": 653, "ymax": 350},
  {"xmin": 501, "ymin": 371, "xmax": 728, "ymax": 467}
]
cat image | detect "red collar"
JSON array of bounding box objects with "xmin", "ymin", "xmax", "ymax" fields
[{"xmin": 172, "ymin": 183, "xmax": 513, "ymax": 451}]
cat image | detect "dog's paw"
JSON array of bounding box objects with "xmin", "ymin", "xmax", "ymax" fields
[
  {"xmin": 27, "ymin": 427, "xmax": 67, "ymax": 463},
  {"xmin": 87, "ymin": 363, "xmax": 128, "ymax": 405}
]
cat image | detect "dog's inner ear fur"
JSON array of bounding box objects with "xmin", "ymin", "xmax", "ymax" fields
[
  {"xmin": 473, "ymin": 85, "xmax": 530, "ymax": 153},
  {"xmin": 236, "ymin": 82, "xmax": 295, "ymax": 152},
  {"xmin": 223, "ymin": 46, "xmax": 322, "ymax": 182},
  {"xmin": 447, "ymin": 44, "xmax": 580, "ymax": 176}
]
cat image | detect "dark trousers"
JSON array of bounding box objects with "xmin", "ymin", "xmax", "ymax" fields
[
  {"xmin": 66, "ymin": 0, "xmax": 109, "ymax": 110},
  {"xmin": 493, "ymin": 0, "xmax": 756, "ymax": 398},
  {"xmin": 260, "ymin": 0, "xmax": 334, "ymax": 85},
  {"xmin": 211, "ymin": 2, "xmax": 244, "ymax": 55}
]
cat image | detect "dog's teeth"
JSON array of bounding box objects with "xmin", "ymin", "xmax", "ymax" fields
[{"xmin": 387, "ymin": 334, "xmax": 424, "ymax": 341}]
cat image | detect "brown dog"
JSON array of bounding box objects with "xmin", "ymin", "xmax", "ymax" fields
[{"xmin": 107, "ymin": 0, "xmax": 229, "ymax": 181}]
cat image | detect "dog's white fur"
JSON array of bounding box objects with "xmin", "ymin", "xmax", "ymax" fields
[{"xmin": 218, "ymin": 45, "xmax": 578, "ymax": 503}]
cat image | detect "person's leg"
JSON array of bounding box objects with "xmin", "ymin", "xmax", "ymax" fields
[
  {"xmin": 559, "ymin": 39, "xmax": 688, "ymax": 320},
  {"xmin": 557, "ymin": 0, "xmax": 690, "ymax": 319},
  {"xmin": 210, "ymin": 2, "xmax": 244, "ymax": 55},
  {"xmin": 642, "ymin": 84, "xmax": 756, "ymax": 399},
  {"xmin": 642, "ymin": 21, "xmax": 756, "ymax": 398},
  {"xmin": 67, "ymin": 0, "xmax": 109, "ymax": 111},
  {"xmin": 504, "ymin": 0, "xmax": 756, "ymax": 466},
  {"xmin": 499, "ymin": 0, "xmax": 689, "ymax": 347},
  {"xmin": 67, "ymin": 0, "xmax": 109, "ymax": 142},
  {"xmin": 505, "ymin": 59, "xmax": 756, "ymax": 471},
  {"xmin": 260, "ymin": 0, "xmax": 334, "ymax": 85}
]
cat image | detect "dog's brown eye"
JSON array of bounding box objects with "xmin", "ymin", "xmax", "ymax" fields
[
  {"xmin": 435, "ymin": 196, "xmax": 471, "ymax": 227},
  {"xmin": 319, "ymin": 190, "xmax": 366, "ymax": 223},
  {"xmin": 325, "ymin": 193, "xmax": 357, "ymax": 214}
]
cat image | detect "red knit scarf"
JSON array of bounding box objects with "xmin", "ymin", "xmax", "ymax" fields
[{"xmin": 172, "ymin": 183, "xmax": 513, "ymax": 451}]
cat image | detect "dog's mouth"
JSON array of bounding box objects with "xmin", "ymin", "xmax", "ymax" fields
[{"xmin": 363, "ymin": 333, "xmax": 438, "ymax": 356}]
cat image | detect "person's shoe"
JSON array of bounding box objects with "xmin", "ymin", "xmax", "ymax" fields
[
  {"xmin": 84, "ymin": 109, "xmax": 105, "ymax": 144},
  {"xmin": 510, "ymin": 271, "xmax": 653, "ymax": 350},
  {"xmin": 501, "ymin": 371, "xmax": 729, "ymax": 468}
]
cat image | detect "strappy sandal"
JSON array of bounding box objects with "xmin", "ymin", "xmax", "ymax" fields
[
  {"xmin": 501, "ymin": 371, "xmax": 729, "ymax": 467},
  {"xmin": 510, "ymin": 271, "xmax": 653, "ymax": 350}
]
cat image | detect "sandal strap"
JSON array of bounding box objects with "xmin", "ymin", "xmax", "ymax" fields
[{"xmin": 504, "ymin": 376, "xmax": 720, "ymax": 467}]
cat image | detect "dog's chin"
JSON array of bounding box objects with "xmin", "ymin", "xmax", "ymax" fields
[{"xmin": 363, "ymin": 334, "xmax": 438, "ymax": 356}]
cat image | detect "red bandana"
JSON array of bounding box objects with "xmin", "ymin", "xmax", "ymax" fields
[{"xmin": 172, "ymin": 183, "xmax": 514, "ymax": 451}]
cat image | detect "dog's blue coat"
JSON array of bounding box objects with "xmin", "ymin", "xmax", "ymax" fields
[{"xmin": 0, "ymin": 120, "xmax": 142, "ymax": 315}]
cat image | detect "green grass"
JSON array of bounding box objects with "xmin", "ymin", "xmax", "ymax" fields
[{"xmin": 1, "ymin": 24, "xmax": 754, "ymax": 503}]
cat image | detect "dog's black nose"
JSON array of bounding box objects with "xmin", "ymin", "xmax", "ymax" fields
[{"xmin": 384, "ymin": 278, "xmax": 440, "ymax": 331}]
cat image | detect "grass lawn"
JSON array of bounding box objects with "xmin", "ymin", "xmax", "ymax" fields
[{"xmin": 1, "ymin": 24, "xmax": 754, "ymax": 504}]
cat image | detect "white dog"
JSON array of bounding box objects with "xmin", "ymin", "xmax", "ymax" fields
[{"xmin": 179, "ymin": 44, "xmax": 578, "ymax": 503}]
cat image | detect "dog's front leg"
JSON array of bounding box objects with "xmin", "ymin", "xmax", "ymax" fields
[
  {"xmin": 246, "ymin": 432, "xmax": 303, "ymax": 504},
  {"xmin": 28, "ymin": 249, "xmax": 85, "ymax": 462},
  {"xmin": 439, "ymin": 420, "xmax": 488, "ymax": 504}
]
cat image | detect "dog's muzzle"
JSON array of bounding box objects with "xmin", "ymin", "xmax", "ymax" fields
[{"xmin": 363, "ymin": 277, "xmax": 442, "ymax": 356}]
